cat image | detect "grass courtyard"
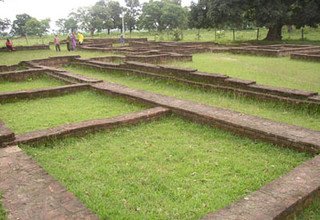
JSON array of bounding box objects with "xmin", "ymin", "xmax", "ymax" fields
[
  {"xmin": 0, "ymin": 75, "xmax": 65, "ymax": 93},
  {"xmin": 169, "ymin": 53, "xmax": 320, "ymax": 93},
  {"xmin": 23, "ymin": 116, "xmax": 310, "ymax": 219},
  {"xmin": 65, "ymin": 66, "xmax": 320, "ymax": 131},
  {"xmin": 0, "ymin": 46, "xmax": 319, "ymax": 218},
  {"xmin": 0, "ymin": 91, "xmax": 145, "ymax": 134}
]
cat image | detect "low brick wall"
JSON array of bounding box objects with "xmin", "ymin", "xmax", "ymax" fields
[
  {"xmin": 0, "ymin": 83, "xmax": 89, "ymax": 103},
  {"xmin": 0, "ymin": 121, "xmax": 15, "ymax": 147},
  {"xmin": 0, "ymin": 44, "xmax": 49, "ymax": 52},
  {"xmin": 0, "ymin": 69, "xmax": 46, "ymax": 82},
  {"xmin": 0, "ymin": 64, "xmax": 26, "ymax": 73},
  {"xmin": 92, "ymin": 81, "xmax": 320, "ymax": 155},
  {"xmin": 291, "ymin": 53, "xmax": 320, "ymax": 62},
  {"xmin": 73, "ymin": 60, "xmax": 319, "ymax": 107},
  {"xmin": 24, "ymin": 55, "xmax": 81, "ymax": 67},
  {"xmin": 89, "ymin": 56, "xmax": 125, "ymax": 63},
  {"xmin": 202, "ymin": 156, "xmax": 320, "ymax": 220},
  {"xmin": 13, "ymin": 107, "xmax": 170, "ymax": 145}
]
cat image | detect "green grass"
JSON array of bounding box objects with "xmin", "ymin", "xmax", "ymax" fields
[
  {"xmin": 0, "ymin": 75, "xmax": 65, "ymax": 93},
  {"xmin": 64, "ymin": 66, "xmax": 320, "ymax": 131},
  {"xmin": 0, "ymin": 45, "xmax": 113, "ymax": 66},
  {"xmin": 169, "ymin": 53, "xmax": 320, "ymax": 93},
  {"xmin": 22, "ymin": 116, "xmax": 310, "ymax": 219},
  {"xmin": 297, "ymin": 197, "xmax": 320, "ymax": 220},
  {"xmin": 0, "ymin": 194, "xmax": 6, "ymax": 220},
  {"xmin": 0, "ymin": 90, "xmax": 145, "ymax": 134}
]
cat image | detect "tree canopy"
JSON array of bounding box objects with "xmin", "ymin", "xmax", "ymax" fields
[
  {"xmin": 138, "ymin": 0, "xmax": 188, "ymax": 31},
  {"xmin": 11, "ymin": 13, "xmax": 32, "ymax": 36},
  {"xmin": 199, "ymin": 0, "xmax": 320, "ymax": 40}
]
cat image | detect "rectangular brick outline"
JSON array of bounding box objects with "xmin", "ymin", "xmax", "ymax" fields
[
  {"xmin": 1, "ymin": 54, "xmax": 320, "ymax": 219},
  {"xmin": 71, "ymin": 58, "xmax": 320, "ymax": 108},
  {"xmin": 11, "ymin": 107, "xmax": 170, "ymax": 145}
]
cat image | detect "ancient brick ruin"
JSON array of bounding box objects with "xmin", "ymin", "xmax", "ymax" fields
[{"xmin": 0, "ymin": 43, "xmax": 320, "ymax": 219}]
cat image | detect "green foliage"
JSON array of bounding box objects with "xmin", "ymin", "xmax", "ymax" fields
[
  {"xmin": 56, "ymin": 18, "xmax": 78, "ymax": 34},
  {"xmin": 124, "ymin": 0, "xmax": 140, "ymax": 32},
  {"xmin": 70, "ymin": 7, "xmax": 104, "ymax": 36},
  {"xmin": 0, "ymin": 18, "xmax": 10, "ymax": 36},
  {"xmin": 25, "ymin": 18, "xmax": 50, "ymax": 37},
  {"xmin": 138, "ymin": 0, "xmax": 188, "ymax": 31},
  {"xmin": 189, "ymin": 0, "xmax": 210, "ymax": 29},
  {"xmin": 23, "ymin": 116, "xmax": 310, "ymax": 219},
  {"xmin": 192, "ymin": 0, "xmax": 320, "ymax": 40},
  {"xmin": 11, "ymin": 13, "xmax": 32, "ymax": 36}
]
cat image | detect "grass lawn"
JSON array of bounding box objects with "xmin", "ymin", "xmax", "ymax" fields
[
  {"xmin": 0, "ymin": 75, "xmax": 65, "ymax": 93},
  {"xmin": 298, "ymin": 197, "xmax": 320, "ymax": 220},
  {"xmin": 3, "ymin": 27, "xmax": 320, "ymax": 44},
  {"xmin": 169, "ymin": 53, "xmax": 320, "ymax": 93},
  {"xmin": 64, "ymin": 66, "xmax": 320, "ymax": 131},
  {"xmin": 0, "ymin": 90, "xmax": 145, "ymax": 134},
  {"xmin": 0, "ymin": 45, "xmax": 113, "ymax": 66},
  {"xmin": 22, "ymin": 116, "xmax": 310, "ymax": 219}
]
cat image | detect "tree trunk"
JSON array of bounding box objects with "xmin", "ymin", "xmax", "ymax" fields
[
  {"xmin": 90, "ymin": 29, "xmax": 94, "ymax": 37},
  {"xmin": 265, "ymin": 24, "xmax": 283, "ymax": 41},
  {"xmin": 107, "ymin": 29, "xmax": 110, "ymax": 35}
]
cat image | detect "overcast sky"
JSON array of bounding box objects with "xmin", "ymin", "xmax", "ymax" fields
[{"xmin": 0, "ymin": 0, "xmax": 194, "ymax": 30}]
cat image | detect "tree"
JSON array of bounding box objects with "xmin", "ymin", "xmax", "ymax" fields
[
  {"xmin": 71, "ymin": 7, "xmax": 104, "ymax": 36},
  {"xmin": 93, "ymin": 0, "xmax": 114, "ymax": 34},
  {"xmin": 25, "ymin": 18, "xmax": 50, "ymax": 37},
  {"xmin": 56, "ymin": 18, "xmax": 78, "ymax": 34},
  {"xmin": 107, "ymin": 0, "xmax": 123, "ymax": 31},
  {"xmin": 94, "ymin": 0, "xmax": 123, "ymax": 34},
  {"xmin": 206, "ymin": 0, "xmax": 320, "ymax": 41},
  {"xmin": 124, "ymin": 0, "xmax": 140, "ymax": 33},
  {"xmin": 0, "ymin": 18, "xmax": 10, "ymax": 36},
  {"xmin": 138, "ymin": 0, "xmax": 188, "ymax": 32},
  {"xmin": 11, "ymin": 13, "xmax": 32, "ymax": 36},
  {"xmin": 189, "ymin": 0, "xmax": 210, "ymax": 29}
]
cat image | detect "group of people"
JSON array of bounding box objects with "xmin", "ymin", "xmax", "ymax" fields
[{"xmin": 53, "ymin": 32, "xmax": 84, "ymax": 52}]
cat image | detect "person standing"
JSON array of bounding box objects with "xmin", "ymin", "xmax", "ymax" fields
[
  {"xmin": 5, "ymin": 39, "xmax": 14, "ymax": 51},
  {"xmin": 66, "ymin": 35, "xmax": 71, "ymax": 51},
  {"xmin": 71, "ymin": 32, "xmax": 77, "ymax": 50},
  {"xmin": 54, "ymin": 35, "xmax": 61, "ymax": 52},
  {"xmin": 119, "ymin": 34, "xmax": 125, "ymax": 45},
  {"xmin": 78, "ymin": 32, "xmax": 84, "ymax": 45}
]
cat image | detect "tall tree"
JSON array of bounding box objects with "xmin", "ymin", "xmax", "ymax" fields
[
  {"xmin": 11, "ymin": 13, "xmax": 32, "ymax": 36},
  {"xmin": 124, "ymin": 0, "xmax": 140, "ymax": 33},
  {"xmin": 206, "ymin": 0, "xmax": 320, "ymax": 41},
  {"xmin": 94, "ymin": 0, "xmax": 123, "ymax": 34},
  {"xmin": 72, "ymin": 7, "xmax": 104, "ymax": 36},
  {"xmin": 0, "ymin": 18, "xmax": 10, "ymax": 36},
  {"xmin": 138, "ymin": 0, "xmax": 188, "ymax": 31},
  {"xmin": 25, "ymin": 18, "xmax": 50, "ymax": 37},
  {"xmin": 56, "ymin": 18, "xmax": 78, "ymax": 34},
  {"xmin": 93, "ymin": 0, "xmax": 114, "ymax": 34},
  {"xmin": 189, "ymin": 0, "xmax": 210, "ymax": 29}
]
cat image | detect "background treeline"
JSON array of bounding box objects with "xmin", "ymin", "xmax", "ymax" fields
[{"xmin": 0, "ymin": 0, "xmax": 320, "ymax": 42}]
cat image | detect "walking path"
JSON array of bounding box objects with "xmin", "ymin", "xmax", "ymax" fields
[{"xmin": 0, "ymin": 145, "xmax": 98, "ymax": 220}]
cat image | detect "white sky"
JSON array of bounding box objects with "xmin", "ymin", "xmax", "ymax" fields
[{"xmin": 0, "ymin": 0, "xmax": 194, "ymax": 31}]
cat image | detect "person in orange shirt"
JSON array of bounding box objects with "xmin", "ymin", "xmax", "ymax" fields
[{"xmin": 5, "ymin": 39, "xmax": 14, "ymax": 51}]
